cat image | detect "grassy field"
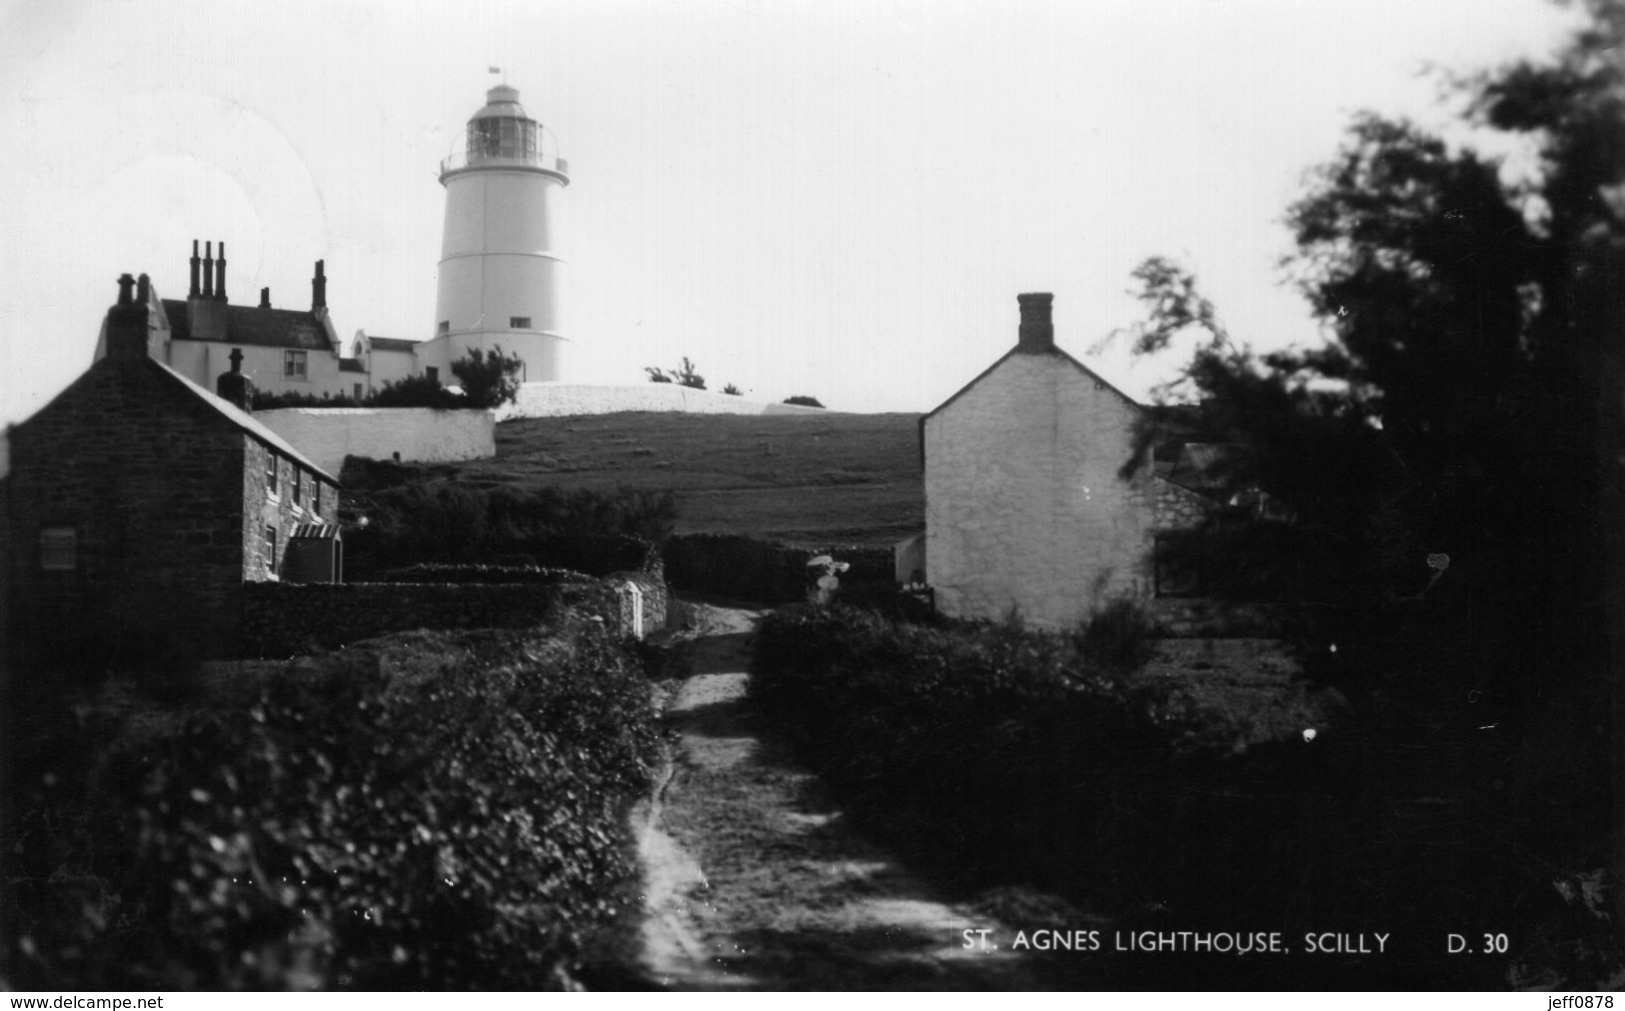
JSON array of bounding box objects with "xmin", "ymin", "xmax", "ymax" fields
[{"xmin": 447, "ymin": 411, "xmax": 925, "ymax": 547}]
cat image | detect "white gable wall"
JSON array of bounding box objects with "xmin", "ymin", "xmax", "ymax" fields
[{"xmin": 924, "ymin": 351, "xmax": 1153, "ymax": 629}]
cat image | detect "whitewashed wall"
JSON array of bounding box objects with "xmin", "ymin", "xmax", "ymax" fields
[
  {"xmin": 497, "ymin": 383, "xmax": 827, "ymax": 419},
  {"xmin": 256, "ymin": 407, "xmax": 496, "ymax": 476},
  {"xmin": 923, "ymin": 352, "xmax": 1156, "ymax": 630}
]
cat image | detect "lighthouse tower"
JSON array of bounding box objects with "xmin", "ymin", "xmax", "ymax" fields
[{"xmin": 433, "ymin": 84, "xmax": 570, "ymax": 382}]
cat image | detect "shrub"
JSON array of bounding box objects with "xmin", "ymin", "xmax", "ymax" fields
[
  {"xmin": 643, "ymin": 357, "xmax": 705, "ymax": 389},
  {"xmin": 1075, "ymin": 596, "xmax": 1158, "ymax": 672},
  {"xmin": 721, "ymin": 384, "xmax": 742, "ymax": 396},
  {"xmin": 748, "ymin": 605, "xmax": 1364, "ymax": 939},
  {"xmin": 342, "ymin": 475, "xmax": 677, "ymax": 579},
  {"xmin": 450, "ymin": 346, "xmax": 523, "ymax": 408},
  {"xmin": 370, "ymin": 373, "xmax": 467, "ymax": 410},
  {"xmin": 8, "ymin": 615, "xmax": 661, "ymax": 990},
  {"xmin": 782, "ymin": 395, "xmax": 823, "ymax": 408}
]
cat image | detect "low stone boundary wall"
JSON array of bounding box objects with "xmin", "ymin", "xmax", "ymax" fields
[
  {"xmin": 241, "ymin": 577, "xmax": 667, "ymax": 658},
  {"xmin": 662, "ymin": 533, "xmax": 894, "ymax": 605},
  {"xmin": 257, "ymin": 407, "xmax": 496, "ymax": 475},
  {"xmin": 497, "ymin": 383, "xmax": 829, "ymax": 420}
]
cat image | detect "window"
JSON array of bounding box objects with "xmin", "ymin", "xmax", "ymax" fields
[
  {"xmin": 438, "ymin": 320, "xmax": 450, "ymax": 335},
  {"xmin": 312, "ymin": 480, "xmax": 322, "ymax": 514},
  {"xmin": 293, "ymin": 469, "xmax": 304, "ymax": 508},
  {"xmin": 40, "ymin": 527, "xmax": 77, "ymax": 570},
  {"xmin": 266, "ymin": 453, "xmax": 279, "ymax": 496},
  {"xmin": 265, "ymin": 525, "xmax": 279, "ymax": 574},
  {"xmin": 284, "ymin": 350, "xmax": 308, "ymax": 379},
  {"xmin": 510, "ymin": 316, "xmax": 531, "ymax": 329},
  {"xmin": 353, "ymin": 383, "xmax": 363, "ymax": 399},
  {"xmin": 1154, "ymin": 533, "xmax": 1202, "ymax": 598}
]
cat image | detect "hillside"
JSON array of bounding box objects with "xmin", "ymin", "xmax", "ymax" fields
[{"xmin": 448, "ymin": 411, "xmax": 924, "ymax": 547}]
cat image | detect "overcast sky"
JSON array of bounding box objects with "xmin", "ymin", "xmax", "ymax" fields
[{"xmin": 0, "ymin": 0, "xmax": 1583, "ymax": 425}]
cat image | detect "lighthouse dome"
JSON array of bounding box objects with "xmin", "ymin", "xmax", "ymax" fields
[{"xmin": 471, "ymin": 84, "xmax": 529, "ymax": 122}]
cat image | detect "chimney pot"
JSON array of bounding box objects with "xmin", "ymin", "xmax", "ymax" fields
[
  {"xmin": 1016, "ymin": 292, "xmax": 1055, "ymax": 353},
  {"xmin": 189, "ymin": 240, "xmax": 201, "ymax": 297},
  {"xmin": 107, "ymin": 273, "xmax": 148, "ymax": 361},
  {"xmin": 217, "ymin": 347, "xmax": 254, "ymax": 410},
  {"xmin": 312, "ymin": 259, "xmax": 327, "ymax": 310},
  {"xmin": 260, "ymin": 287, "xmax": 271, "ymax": 309},
  {"xmin": 215, "ymin": 241, "xmax": 227, "ymax": 301},
  {"xmin": 202, "ymin": 241, "xmax": 215, "ymax": 298}
]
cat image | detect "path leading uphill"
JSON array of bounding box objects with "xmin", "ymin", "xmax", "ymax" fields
[{"xmin": 631, "ymin": 602, "xmax": 1088, "ymax": 991}]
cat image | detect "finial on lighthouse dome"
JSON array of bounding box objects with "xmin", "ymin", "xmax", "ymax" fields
[{"xmin": 473, "ymin": 84, "xmax": 527, "ymax": 120}]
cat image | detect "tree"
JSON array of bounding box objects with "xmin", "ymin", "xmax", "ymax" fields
[
  {"xmin": 450, "ymin": 346, "xmax": 524, "ymax": 408},
  {"xmin": 1122, "ymin": 1, "xmax": 1624, "ymax": 959},
  {"xmin": 782, "ymin": 396, "xmax": 824, "ymax": 409},
  {"xmin": 722, "ymin": 383, "xmax": 743, "ymax": 396}
]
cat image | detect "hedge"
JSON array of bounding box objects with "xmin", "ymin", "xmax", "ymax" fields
[
  {"xmin": 7, "ymin": 612, "xmax": 660, "ymax": 990},
  {"xmin": 746, "ymin": 604, "xmax": 1519, "ymax": 987}
]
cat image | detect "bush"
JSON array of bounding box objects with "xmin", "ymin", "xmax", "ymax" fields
[
  {"xmin": 1075, "ymin": 596, "xmax": 1158, "ymax": 672},
  {"xmin": 781, "ymin": 396, "xmax": 823, "ymax": 408},
  {"xmin": 342, "ymin": 475, "xmax": 677, "ymax": 579},
  {"xmin": 370, "ymin": 373, "xmax": 467, "ymax": 410},
  {"xmin": 450, "ymin": 346, "xmax": 523, "ymax": 408},
  {"xmin": 748, "ymin": 606, "xmax": 1378, "ymax": 946},
  {"xmin": 8, "ymin": 615, "xmax": 661, "ymax": 990}
]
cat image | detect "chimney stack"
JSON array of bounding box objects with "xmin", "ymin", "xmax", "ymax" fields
[
  {"xmin": 189, "ymin": 240, "xmax": 201, "ymax": 297},
  {"xmin": 106, "ymin": 273, "xmax": 149, "ymax": 362},
  {"xmin": 312, "ymin": 259, "xmax": 326, "ymax": 310},
  {"xmin": 202, "ymin": 242, "xmax": 215, "ymax": 298},
  {"xmin": 215, "ymin": 241, "xmax": 227, "ymax": 301},
  {"xmin": 216, "ymin": 347, "xmax": 255, "ymax": 411},
  {"xmin": 260, "ymin": 287, "xmax": 271, "ymax": 309},
  {"xmin": 1016, "ymin": 292, "xmax": 1054, "ymax": 353}
]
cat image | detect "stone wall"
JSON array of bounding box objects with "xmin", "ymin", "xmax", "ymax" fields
[
  {"xmin": 497, "ymin": 383, "xmax": 828, "ymax": 420},
  {"xmin": 242, "ymin": 580, "xmax": 593, "ymax": 657},
  {"xmin": 256, "ymin": 407, "xmax": 496, "ymax": 476}
]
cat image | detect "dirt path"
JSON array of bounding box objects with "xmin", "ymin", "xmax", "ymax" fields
[{"xmin": 631, "ymin": 602, "xmax": 1072, "ymax": 991}]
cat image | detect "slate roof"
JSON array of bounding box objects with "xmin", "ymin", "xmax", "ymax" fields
[
  {"xmin": 367, "ymin": 336, "xmax": 419, "ymax": 352},
  {"xmin": 149, "ymin": 360, "xmax": 339, "ymax": 484},
  {"xmin": 161, "ymin": 299, "xmax": 335, "ymax": 351}
]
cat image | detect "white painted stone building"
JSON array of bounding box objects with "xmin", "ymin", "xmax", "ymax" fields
[{"xmin": 921, "ymin": 293, "xmax": 1211, "ymax": 629}]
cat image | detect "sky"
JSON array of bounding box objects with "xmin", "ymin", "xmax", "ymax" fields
[{"xmin": 0, "ymin": 0, "xmax": 1586, "ymax": 426}]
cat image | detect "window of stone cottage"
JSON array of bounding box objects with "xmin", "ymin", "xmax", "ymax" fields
[
  {"xmin": 40, "ymin": 527, "xmax": 77, "ymax": 570},
  {"xmin": 293, "ymin": 468, "xmax": 304, "ymax": 509},
  {"xmin": 266, "ymin": 452, "xmax": 278, "ymax": 497},
  {"xmin": 265, "ymin": 525, "xmax": 279, "ymax": 574}
]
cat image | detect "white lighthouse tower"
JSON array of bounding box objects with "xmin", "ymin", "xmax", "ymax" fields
[{"xmin": 433, "ymin": 84, "xmax": 570, "ymax": 382}]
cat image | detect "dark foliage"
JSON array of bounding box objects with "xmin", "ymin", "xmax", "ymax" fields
[
  {"xmin": 1110, "ymin": 5, "xmax": 1624, "ymax": 981},
  {"xmin": 5, "ymin": 615, "xmax": 660, "ymax": 990},
  {"xmin": 749, "ymin": 605, "xmax": 1531, "ymax": 987},
  {"xmin": 643, "ymin": 357, "xmax": 705, "ymax": 389},
  {"xmin": 721, "ymin": 384, "xmax": 742, "ymax": 396},
  {"xmin": 341, "ymin": 471, "xmax": 677, "ymax": 580},
  {"xmin": 781, "ymin": 396, "xmax": 824, "ymax": 408},
  {"xmin": 377, "ymin": 563, "xmax": 594, "ymax": 585},
  {"xmin": 251, "ymin": 348, "xmax": 520, "ymax": 411},
  {"xmin": 368, "ymin": 373, "xmax": 468, "ymax": 410},
  {"xmin": 251, "ymin": 390, "xmax": 364, "ymax": 410},
  {"xmin": 450, "ymin": 346, "xmax": 524, "ymax": 409}
]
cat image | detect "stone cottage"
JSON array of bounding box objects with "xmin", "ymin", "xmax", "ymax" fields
[
  {"xmin": 3, "ymin": 274, "xmax": 340, "ymax": 668},
  {"xmin": 920, "ymin": 292, "xmax": 1213, "ymax": 629}
]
